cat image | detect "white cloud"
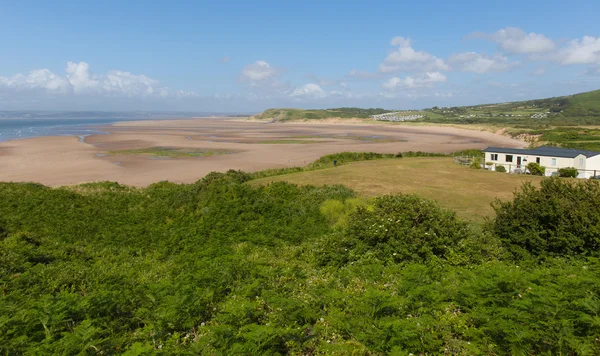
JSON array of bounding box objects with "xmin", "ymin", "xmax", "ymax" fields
[
  {"xmin": 221, "ymin": 56, "xmax": 232, "ymax": 63},
  {"xmin": 379, "ymin": 36, "xmax": 450, "ymax": 73},
  {"xmin": 0, "ymin": 62, "xmax": 172, "ymax": 98},
  {"xmin": 448, "ymin": 52, "xmax": 518, "ymax": 73},
  {"xmin": 470, "ymin": 27, "xmax": 555, "ymax": 54},
  {"xmin": 0, "ymin": 69, "xmax": 71, "ymax": 93},
  {"xmin": 240, "ymin": 60, "xmax": 282, "ymax": 84},
  {"xmin": 390, "ymin": 36, "xmax": 412, "ymax": 47},
  {"xmin": 103, "ymin": 70, "xmax": 162, "ymax": 96},
  {"xmin": 382, "ymin": 72, "xmax": 447, "ymax": 90},
  {"xmin": 65, "ymin": 62, "xmax": 100, "ymax": 93},
  {"xmin": 289, "ymin": 83, "xmax": 326, "ymax": 98},
  {"xmin": 556, "ymin": 36, "xmax": 600, "ymax": 65}
]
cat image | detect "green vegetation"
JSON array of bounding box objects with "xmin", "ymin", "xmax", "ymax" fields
[
  {"xmin": 495, "ymin": 165, "xmax": 507, "ymax": 173},
  {"xmin": 511, "ymin": 126, "xmax": 600, "ymax": 151},
  {"xmin": 107, "ymin": 147, "xmax": 235, "ymax": 158},
  {"xmin": 253, "ymin": 108, "xmax": 441, "ymax": 122},
  {"xmin": 2, "ymin": 168, "xmax": 600, "ymax": 354},
  {"xmin": 526, "ymin": 162, "xmax": 545, "ymax": 176},
  {"xmin": 421, "ymin": 89, "xmax": 600, "ymax": 151},
  {"xmin": 422, "ymin": 89, "xmax": 600, "ymax": 126},
  {"xmin": 253, "ymin": 107, "xmax": 393, "ymax": 121},
  {"xmin": 492, "ymin": 178, "xmax": 600, "ymax": 259},
  {"xmin": 256, "ymin": 139, "xmax": 325, "ymax": 144},
  {"xmin": 469, "ymin": 158, "xmax": 482, "ymax": 169},
  {"xmin": 559, "ymin": 167, "xmax": 580, "ymax": 178}
]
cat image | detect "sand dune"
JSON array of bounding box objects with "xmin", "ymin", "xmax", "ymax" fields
[{"xmin": 0, "ymin": 118, "xmax": 524, "ymax": 187}]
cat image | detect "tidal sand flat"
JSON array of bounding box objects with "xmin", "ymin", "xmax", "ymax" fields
[{"xmin": 0, "ymin": 118, "xmax": 525, "ymax": 187}]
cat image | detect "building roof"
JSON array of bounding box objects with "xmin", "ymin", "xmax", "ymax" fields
[{"xmin": 483, "ymin": 146, "xmax": 600, "ymax": 158}]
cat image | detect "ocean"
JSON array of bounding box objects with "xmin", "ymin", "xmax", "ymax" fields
[{"xmin": 0, "ymin": 111, "xmax": 226, "ymax": 142}]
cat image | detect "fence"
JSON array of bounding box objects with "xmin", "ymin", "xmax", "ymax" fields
[{"xmin": 453, "ymin": 155, "xmax": 600, "ymax": 178}]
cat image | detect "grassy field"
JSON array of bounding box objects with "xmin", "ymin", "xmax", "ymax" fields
[{"xmin": 250, "ymin": 157, "xmax": 544, "ymax": 223}]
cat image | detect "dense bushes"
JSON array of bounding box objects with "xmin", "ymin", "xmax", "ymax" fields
[
  {"xmin": 526, "ymin": 162, "xmax": 546, "ymax": 175},
  {"xmin": 2, "ymin": 172, "xmax": 600, "ymax": 354},
  {"xmin": 495, "ymin": 165, "xmax": 507, "ymax": 173},
  {"xmin": 559, "ymin": 166, "xmax": 579, "ymax": 178},
  {"xmin": 491, "ymin": 178, "xmax": 600, "ymax": 258},
  {"xmin": 346, "ymin": 195, "xmax": 470, "ymax": 263}
]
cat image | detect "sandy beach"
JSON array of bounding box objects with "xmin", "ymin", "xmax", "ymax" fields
[{"xmin": 0, "ymin": 118, "xmax": 525, "ymax": 187}]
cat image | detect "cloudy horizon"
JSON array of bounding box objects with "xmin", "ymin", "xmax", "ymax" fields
[{"xmin": 1, "ymin": 2, "xmax": 599, "ymax": 112}]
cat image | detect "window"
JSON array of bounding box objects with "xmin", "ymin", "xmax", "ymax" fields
[
  {"xmin": 580, "ymin": 158, "xmax": 584, "ymax": 166},
  {"xmin": 505, "ymin": 155, "xmax": 513, "ymax": 163},
  {"xmin": 490, "ymin": 154, "xmax": 498, "ymax": 161},
  {"xmin": 536, "ymin": 157, "xmax": 540, "ymax": 164},
  {"xmin": 551, "ymin": 158, "xmax": 557, "ymax": 166}
]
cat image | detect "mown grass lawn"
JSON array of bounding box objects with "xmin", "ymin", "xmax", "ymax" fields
[{"xmin": 250, "ymin": 157, "xmax": 544, "ymax": 223}]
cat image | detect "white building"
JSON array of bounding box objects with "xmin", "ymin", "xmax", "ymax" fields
[{"xmin": 482, "ymin": 146, "xmax": 600, "ymax": 178}]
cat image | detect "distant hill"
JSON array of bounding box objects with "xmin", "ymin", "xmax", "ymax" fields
[
  {"xmin": 253, "ymin": 90, "xmax": 600, "ymax": 124},
  {"xmin": 422, "ymin": 89, "xmax": 600, "ymax": 126},
  {"xmin": 252, "ymin": 107, "xmax": 394, "ymax": 122}
]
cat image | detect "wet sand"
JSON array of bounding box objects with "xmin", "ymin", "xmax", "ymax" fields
[{"xmin": 0, "ymin": 118, "xmax": 525, "ymax": 187}]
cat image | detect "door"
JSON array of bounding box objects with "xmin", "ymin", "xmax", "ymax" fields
[{"xmin": 517, "ymin": 156, "xmax": 522, "ymax": 167}]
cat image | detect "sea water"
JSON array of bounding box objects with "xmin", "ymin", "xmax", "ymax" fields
[{"xmin": 0, "ymin": 111, "xmax": 216, "ymax": 142}]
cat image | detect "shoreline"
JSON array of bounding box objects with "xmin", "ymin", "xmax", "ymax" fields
[{"xmin": 0, "ymin": 117, "xmax": 526, "ymax": 187}]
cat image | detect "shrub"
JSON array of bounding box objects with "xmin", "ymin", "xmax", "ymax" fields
[
  {"xmin": 344, "ymin": 195, "xmax": 471, "ymax": 263},
  {"xmin": 526, "ymin": 162, "xmax": 545, "ymax": 176},
  {"xmin": 491, "ymin": 178, "xmax": 600, "ymax": 259},
  {"xmin": 310, "ymin": 152, "xmax": 395, "ymax": 169},
  {"xmin": 400, "ymin": 151, "xmax": 446, "ymax": 158},
  {"xmin": 453, "ymin": 149, "xmax": 483, "ymax": 157},
  {"xmin": 495, "ymin": 165, "xmax": 507, "ymax": 173},
  {"xmin": 320, "ymin": 198, "xmax": 368, "ymax": 229},
  {"xmin": 558, "ymin": 167, "xmax": 579, "ymax": 178},
  {"xmin": 470, "ymin": 158, "xmax": 482, "ymax": 169}
]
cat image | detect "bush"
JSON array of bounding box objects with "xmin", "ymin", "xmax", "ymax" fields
[
  {"xmin": 491, "ymin": 178, "xmax": 600, "ymax": 259},
  {"xmin": 453, "ymin": 149, "xmax": 483, "ymax": 157},
  {"xmin": 319, "ymin": 198, "xmax": 367, "ymax": 229},
  {"xmin": 470, "ymin": 158, "xmax": 482, "ymax": 169},
  {"xmin": 526, "ymin": 162, "xmax": 546, "ymax": 176},
  {"xmin": 310, "ymin": 152, "xmax": 395, "ymax": 169},
  {"xmin": 343, "ymin": 195, "xmax": 471, "ymax": 263},
  {"xmin": 495, "ymin": 165, "xmax": 507, "ymax": 173},
  {"xmin": 558, "ymin": 167, "xmax": 579, "ymax": 178}
]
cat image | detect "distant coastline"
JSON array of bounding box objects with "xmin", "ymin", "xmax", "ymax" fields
[{"xmin": 0, "ymin": 111, "xmax": 244, "ymax": 142}]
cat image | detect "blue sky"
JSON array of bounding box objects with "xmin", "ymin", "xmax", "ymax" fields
[{"xmin": 1, "ymin": 0, "xmax": 599, "ymax": 112}]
